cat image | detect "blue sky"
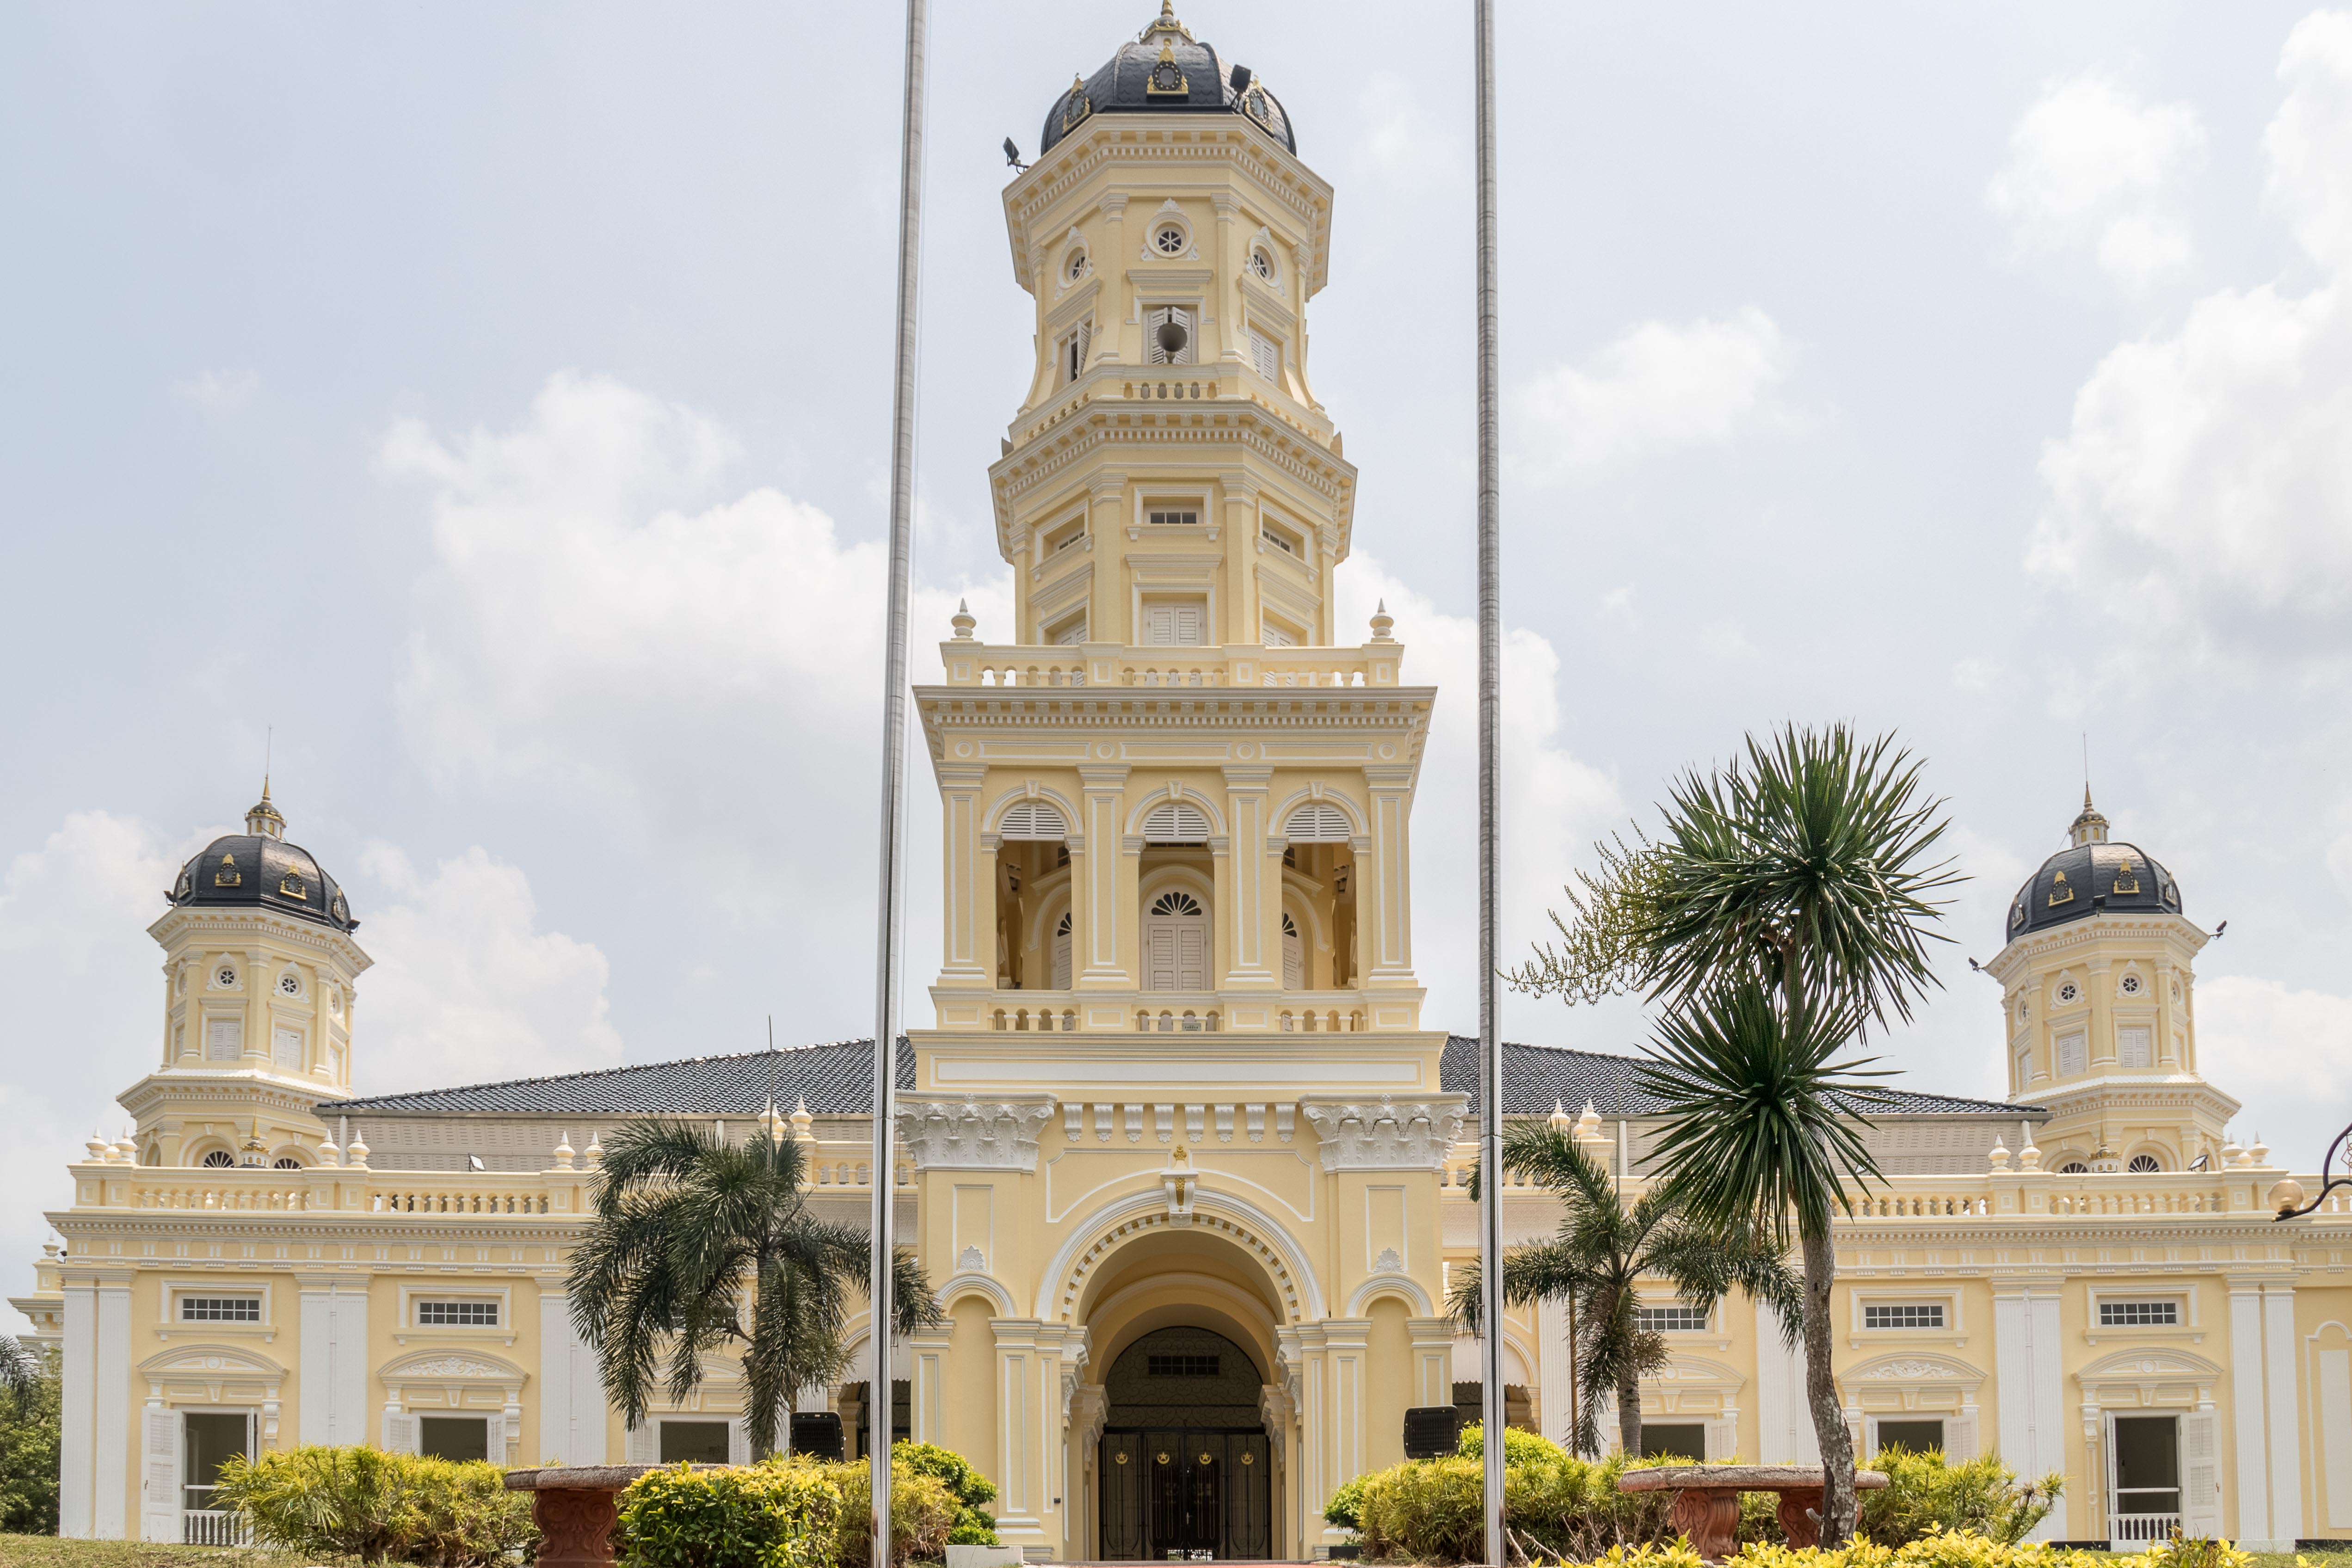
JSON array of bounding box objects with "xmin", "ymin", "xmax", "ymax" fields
[{"xmin": 5, "ymin": 2, "xmax": 2350, "ymax": 1320}]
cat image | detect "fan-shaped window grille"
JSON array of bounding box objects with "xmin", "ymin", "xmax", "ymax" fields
[
  {"xmin": 2127, "ymin": 1154, "xmax": 2162, "ymax": 1174},
  {"xmin": 200, "ymin": 1150, "xmax": 235, "ymax": 1169},
  {"xmin": 1150, "ymin": 891, "xmax": 1203, "ymax": 917},
  {"xmin": 997, "ymin": 801, "xmax": 1068, "ymax": 840},
  {"xmin": 1142, "ymin": 801, "xmax": 1211, "ymax": 842},
  {"xmin": 1284, "ymin": 802, "xmax": 1352, "ymax": 842}
]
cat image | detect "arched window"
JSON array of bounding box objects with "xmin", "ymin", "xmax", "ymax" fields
[
  {"xmin": 1141, "ymin": 801, "xmax": 1211, "ymax": 843},
  {"xmin": 2127, "ymin": 1153, "xmax": 2161, "ymax": 1174},
  {"xmin": 273, "ymin": 1156, "xmax": 303, "ymax": 1171},
  {"xmin": 1281, "ymin": 911, "xmax": 1304, "ymax": 991},
  {"xmin": 1052, "ymin": 911, "xmax": 1073, "ymax": 991},
  {"xmin": 1284, "ymin": 802, "xmax": 1352, "ymax": 842},
  {"xmin": 1144, "ymin": 890, "xmax": 1207, "ymax": 991},
  {"xmin": 2058, "ymin": 1161, "xmax": 2090, "ymax": 1175},
  {"xmin": 200, "ymin": 1150, "xmax": 235, "ymax": 1169},
  {"xmin": 998, "ymin": 800, "xmax": 1069, "ymax": 839}
]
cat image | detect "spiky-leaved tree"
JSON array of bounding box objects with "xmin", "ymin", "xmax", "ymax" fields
[
  {"xmin": 1447, "ymin": 1121, "xmax": 1799, "ymax": 1458},
  {"xmin": 1510, "ymin": 722, "xmax": 1957, "ymax": 1544},
  {"xmin": 568, "ymin": 1119, "xmax": 943, "ymax": 1457}
]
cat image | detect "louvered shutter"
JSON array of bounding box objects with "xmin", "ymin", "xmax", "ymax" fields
[
  {"xmin": 1944, "ymin": 1414, "xmax": 1977, "ymax": 1461},
  {"xmin": 1176, "ymin": 924, "xmax": 1207, "ymax": 990},
  {"xmin": 1051, "ymin": 921, "xmax": 1072, "ymax": 990},
  {"xmin": 384, "ymin": 1412, "xmax": 420, "ymax": 1455},
  {"xmin": 272, "ymin": 1027, "xmax": 303, "ymax": 1069},
  {"xmin": 1144, "ymin": 603, "xmax": 1175, "ymax": 645},
  {"xmin": 2180, "ymin": 1411, "xmax": 2222, "ymax": 1537},
  {"xmin": 1056, "ymin": 617, "xmax": 1088, "ymax": 646},
  {"xmin": 207, "ymin": 1019, "xmax": 242, "ymax": 1060},
  {"xmin": 1251, "ymin": 329, "xmax": 1280, "ymax": 382},
  {"xmin": 1145, "ymin": 925, "xmax": 1178, "ymax": 991},
  {"xmin": 141, "ymin": 1407, "xmax": 181, "ymax": 1542},
  {"xmin": 2118, "ymin": 1026, "xmax": 2151, "ymax": 1068},
  {"xmin": 998, "ymin": 801, "xmax": 1069, "ymax": 840},
  {"xmin": 2057, "ymin": 1031, "xmax": 2087, "ymax": 1075},
  {"xmin": 1141, "ymin": 802, "xmax": 1211, "ymax": 842},
  {"xmin": 1147, "ymin": 307, "xmax": 1171, "ymax": 365},
  {"xmin": 1282, "ymin": 921, "xmax": 1303, "ymax": 991},
  {"xmin": 625, "ymin": 1421, "xmax": 659, "ymax": 1464},
  {"xmin": 727, "ymin": 1419, "xmax": 750, "ymax": 1465},
  {"xmin": 1262, "ymin": 620, "xmax": 1296, "ymax": 647},
  {"xmin": 1285, "ymin": 802, "xmax": 1352, "ymax": 842},
  {"xmin": 1171, "ymin": 603, "xmax": 1202, "ymax": 644}
]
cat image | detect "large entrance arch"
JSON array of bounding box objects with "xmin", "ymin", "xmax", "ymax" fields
[{"xmin": 1097, "ymin": 1327, "xmax": 1273, "ymax": 1561}]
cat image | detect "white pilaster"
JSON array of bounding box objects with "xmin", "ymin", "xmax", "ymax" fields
[
  {"xmin": 59, "ymin": 1279, "xmax": 95, "ymax": 1537},
  {"xmin": 1754, "ymin": 1306, "xmax": 1818, "ymax": 1464},
  {"xmin": 2228, "ymin": 1279, "xmax": 2272, "ymax": 1546},
  {"xmin": 297, "ymin": 1274, "xmax": 368, "ymax": 1446},
  {"xmin": 1537, "ymin": 1294, "xmax": 1574, "ymax": 1451},
  {"xmin": 2263, "ymin": 1282, "xmax": 2302, "ymax": 1545},
  {"xmin": 538, "ymin": 1283, "xmax": 606, "ymax": 1464},
  {"xmin": 93, "ymin": 1272, "xmax": 133, "ymax": 1539},
  {"xmin": 991, "ymin": 1319, "xmax": 1046, "ymax": 1538},
  {"xmin": 1992, "ymin": 1277, "xmax": 2065, "ymax": 1541}
]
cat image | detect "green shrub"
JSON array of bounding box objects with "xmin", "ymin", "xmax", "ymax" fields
[
  {"xmin": 1546, "ymin": 1531, "xmax": 2254, "ymax": 1568},
  {"xmin": 892, "ymin": 1441, "xmax": 998, "ymax": 1546},
  {"xmin": 1323, "ymin": 1473, "xmax": 1370, "ymax": 1531},
  {"xmin": 824, "ymin": 1457, "xmax": 958, "ymax": 1568},
  {"xmin": 213, "ymin": 1445, "xmax": 535, "ymax": 1566},
  {"xmin": 1857, "ymin": 1446, "xmax": 2063, "ymax": 1547},
  {"xmin": 1354, "ymin": 1437, "xmax": 1722, "ymax": 1563},
  {"xmin": 1455, "ymin": 1421, "xmax": 1568, "ymax": 1467},
  {"xmin": 616, "ymin": 1460, "xmax": 842, "ymax": 1568}
]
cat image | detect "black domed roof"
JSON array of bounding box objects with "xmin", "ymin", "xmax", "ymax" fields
[
  {"xmin": 1039, "ymin": 3, "xmax": 1297, "ymax": 157},
  {"xmin": 167, "ymin": 789, "xmax": 358, "ymax": 932},
  {"xmin": 2004, "ymin": 794, "xmax": 2180, "ymax": 942}
]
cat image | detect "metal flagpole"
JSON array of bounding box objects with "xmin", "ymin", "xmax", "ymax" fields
[
  {"xmin": 1473, "ymin": 0, "xmax": 1507, "ymax": 1562},
  {"xmin": 872, "ymin": 0, "xmax": 929, "ymax": 1560}
]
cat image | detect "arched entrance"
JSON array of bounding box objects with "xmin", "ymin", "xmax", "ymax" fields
[{"xmin": 1097, "ymin": 1327, "xmax": 1272, "ymax": 1561}]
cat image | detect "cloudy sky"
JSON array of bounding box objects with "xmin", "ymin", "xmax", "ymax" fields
[{"xmin": 5, "ymin": 2, "xmax": 2350, "ymax": 1320}]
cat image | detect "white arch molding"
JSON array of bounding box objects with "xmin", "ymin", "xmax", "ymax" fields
[
  {"xmin": 987, "ymin": 787, "xmax": 1082, "ymax": 841},
  {"xmin": 1272, "ymin": 791, "xmax": 1365, "ymax": 842},
  {"xmin": 936, "ymin": 1271, "xmax": 1019, "ymax": 1316},
  {"xmin": 1122, "ymin": 785, "xmax": 1228, "ymax": 840},
  {"xmin": 1036, "ymin": 1185, "xmax": 1329, "ymax": 1322},
  {"xmin": 1345, "ymin": 1272, "xmax": 1435, "ymax": 1316}
]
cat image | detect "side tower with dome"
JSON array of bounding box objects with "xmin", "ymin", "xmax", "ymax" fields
[
  {"xmin": 130, "ymin": 787, "xmax": 373, "ymax": 1169},
  {"xmin": 1985, "ymin": 791, "xmax": 2237, "ymax": 1174}
]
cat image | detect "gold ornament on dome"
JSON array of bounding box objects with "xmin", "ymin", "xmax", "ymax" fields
[
  {"xmin": 1146, "ymin": 40, "xmax": 1188, "ymax": 96},
  {"xmin": 215, "ymin": 853, "xmax": 241, "ymax": 887},
  {"xmin": 1063, "ymin": 74, "xmax": 1092, "ymax": 132},
  {"xmin": 2112, "ymin": 858, "xmax": 2141, "ymax": 894},
  {"xmin": 2047, "ymin": 869, "xmax": 2073, "ymax": 906},
  {"xmin": 1139, "ymin": 0, "xmax": 1194, "ymax": 43},
  {"xmin": 280, "ymin": 873, "xmax": 306, "ymax": 898}
]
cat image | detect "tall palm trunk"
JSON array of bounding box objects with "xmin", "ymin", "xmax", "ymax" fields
[
  {"xmin": 1800, "ymin": 1229, "xmax": 1856, "ymax": 1544},
  {"xmin": 1617, "ymin": 1364, "xmax": 1643, "ymax": 1457}
]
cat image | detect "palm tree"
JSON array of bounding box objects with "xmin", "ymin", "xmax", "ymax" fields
[
  {"xmin": 1511, "ymin": 723, "xmax": 1956, "ymax": 1544},
  {"xmin": 1, "ymin": 1334, "xmax": 45, "ymax": 1414},
  {"xmin": 568, "ymin": 1119, "xmax": 944, "ymax": 1458},
  {"xmin": 1447, "ymin": 1121, "xmax": 1800, "ymax": 1458}
]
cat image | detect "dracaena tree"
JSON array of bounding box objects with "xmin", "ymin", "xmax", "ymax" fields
[
  {"xmin": 1509, "ymin": 722, "xmax": 1957, "ymax": 1545},
  {"xmin": 1446, "ymin": 1122, "xmax": 1800, "ymax": 1458},
  {"xmin": 568, "ymin": 1119, "xmax": 943, "ymax": 1457}
]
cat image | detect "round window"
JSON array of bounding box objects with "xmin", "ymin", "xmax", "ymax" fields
[
  {"xmin": 2056, "ymin": 982, "xmax": 2079, "ymax": 1003},
  {"xmin": 215, "ymin": 965, "xmax": 237, "ymax": 988},
  {"xmin": 1065, "ymin": 248, "xmax": 1087, "ymax": 281},
  {"xmin": 2119, "ymin": 973, "xmax": 2141, "ymax": 995},
  {"xmin": 1249, "ymin": 249, "xmax": 1273, "ymax": 280},
  {"xmin": 278, "ymin": 972, "xmax": 301, "ymax": 996},
  {"xmin": 1154, "ymin": 225, "xmax": 1186, "ymax": 256},
  {"xmin": 2015, "ymin": 998, "xmax": 2028, "ymax": 1021}
]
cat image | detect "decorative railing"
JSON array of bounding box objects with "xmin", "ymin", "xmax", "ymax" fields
[
  {"xmin": 2109, "ymin": 1513, "xmax": 2182, "ymax": 1545},
  {"xmin": 184, "ymin": 1508, "xmax": 249, "ymax": 1546},
  {"xmin": 937, "ymin": 641, "xmax": 1404, "ymax": 693}
]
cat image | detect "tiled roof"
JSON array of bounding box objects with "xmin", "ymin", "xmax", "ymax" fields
[
  {"xmin": 331, "ymin": 1039, "xmax": 913, "ymax": 1116},
  {"xmin": 332, "ymin": 1034, "xmax": 2033, "ymax": 1121},
  {"xmin": 1437, "ymin": 1037, "xmax": 2040, "ymax": 1119}
]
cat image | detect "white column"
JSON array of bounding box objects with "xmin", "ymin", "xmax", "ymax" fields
[
  {"xmin": 991, "ymin": 1320, "xmax": 1044, "ymax": 1537},
  {"xmin": 538, "ymin": 1283, "xmax": 607, "ymax": 1465},
  {"xmin": 93, "ymin": 1272, "xmax": 134, "ymax": 1539},
  {"xmin": 1324, "ymin": 1319, "xmax": 1371, "ymax": 1491},
  {"xmin": 1754, "ymin": 1305, "xmax": 1818, "ymax": 1464},
  {"xmin": 297, "ymin": 1274, "xmax": 367, "ymax": 1446},
  {"xmin": 2228, "ymin": 1279, "xmax": 2272, "ymax": 1546},
  {"xmin": 2263, "ymin": 1282, "xmax": 2303, "ymax": 1545},
  {"xmin": 1077, "ymin": 769, "xmax": 1129, "ymax": 984},
  {"xmin": 1362, "ymin": 771, "xmax": 1415, "ymax": 982},
  {"xmin": 1992, "ymin": 1277, "xmax": 2065, "ymax": 1541},
  {"xmin": 59, "ymin": 1279, "xmax": 96, "ymax": 1537},
  {"xmin": 1537, "ymin": 1295, "xmax": 1574, "ymax": 1451},
  {"xmin": 938, "ymin": 766, "xmax": 987, "ymax": 982},
  {"xmin": 1222, "ymin": 769, "xmax": 1274, "ymax": 982}
]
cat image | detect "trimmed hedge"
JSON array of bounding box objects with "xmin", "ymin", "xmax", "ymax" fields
[
  {"xmin": 1547, "ymin": 1530, "xmax": 2252, "ymax": 1568},
  {"xmin": 211, "ymin": 1446, "xmax": 536, "ymax": 1567}
]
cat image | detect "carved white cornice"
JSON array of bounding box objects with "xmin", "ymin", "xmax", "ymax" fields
[
  {"xmin": 1299, "ymin": 1095, "xmax": 1467, "ymax": 1172},
  {"xmin": 893, "ymin": 1095, "xmax": 1058, "ymax": 1171}
]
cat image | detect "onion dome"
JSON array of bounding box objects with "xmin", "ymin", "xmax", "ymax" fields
[
  {"xmin": 1039, "ymin": 2, "xmax": 1297, "ymax": 157},
  {"xmin": 2003, "ymin": 788, "xmax": 2180, "ymax": 943},
  {"xmin": 166, "ymin": 783, "xmax": 358, "ymax": 932}
]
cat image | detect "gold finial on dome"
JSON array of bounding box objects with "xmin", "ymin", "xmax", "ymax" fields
[
  {"xmin": 2068, "ymin": 786, "xmax": 2109, "ymax": 848},
  {"xmin": 245, "ymin": 777, "xmax": 286, "ymax": 840},
  {"xmin": 1140, "ymin": 0, "xmax": 1194, "ymax": 43}
]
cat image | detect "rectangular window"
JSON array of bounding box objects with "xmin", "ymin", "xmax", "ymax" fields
[
  {"xmin": 1261, "ymin": 617, "xmax": 1298, "ymax": 648},
  {"xmin": 2016, "ymin": 1046, "xmax": 2032, "ymax": 1088},
  {"xmin": 419, "ymin": 1416, "xmax": 490, "ymax": 1463},
  {"xmin": 1142, "ymin": 601, "xmax": 1205, "ymax": 646},
  {"xmin": 1874, "ymin": 1419, "xmax": 1946, "ymax": 1456},
  {"xmin": 2118, "ymin": 1025, "xmax": 2152, "ymax": 1069},
  {"xmin": 206, "ymin": 1019, "xmax": 243, "ymax": 1061},
  {"xmin": 271, "ymin": 1027, "xmax": 303, "ymax": 1069},
  {"xmin": 1049, "ymin": 615, "xmax": 1088, "ymax": 647},
  {"xmin": 1639, "ymin": 1423, "xmax": 1707, "ymax": 1461},
  {"xmin": 1250, "ymin": 328, "xmax": 1281, "ymax": 383},
  {"xmin": 417, "ymin": 1301, "xmax": 499, "ymax": 1327},
  {"xmin": 1061, "ymin": 320, "xmax": 1093, "ymax": 384},
  {"xmin": 660, "ymin": 1420, "xmax": 731, "ymax": 1463},
  {"xmin": 2100, "ymin": 1300, "xmax": 2180, "ymax": 1327},
  {"xmin": 1146, "ymin": 1355, "xmax": 1220, "ymax": 1377},
  {"xmin": 1863, "ymin": 1304, "xmax": 1946, "ymax": 1330},
  {"xmin": 1145, "ymin": 306, "xmax": 1195, "ymax": 365},
  {"xmin": 182, "ymin": 1412, "xmax": 253, "ymax": 1511},
  {"xmin": 1634, "ymin": 1304, "xmax": 1709, "ymax": 1333},
  {"xmin": 1260, "ymin": 525, "xmax": 1296, "ymax": 555},
  {"xmin": 2057, "ymin": 1031, "xmax": 2087, "ymax": 1076},
  {"xmin": 1146, "ymin": 507, "xmax": 1199, "ymax": 526},
  {"xmin": 181, "ymin": 1296, "xmax": 262, "ymax": 1323},
  {"xmin": 1043, "ymin": 516, "xmax": 1086, "ymax": 555}
]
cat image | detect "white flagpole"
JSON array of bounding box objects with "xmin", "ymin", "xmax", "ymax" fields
[
  {"xmin": 872, "ymin": 0, "xmax": 928, "ymax": 1560},
  {"xmin": 1473, "ymin": 0, "xmax": 1507, "ymax": 1562}
]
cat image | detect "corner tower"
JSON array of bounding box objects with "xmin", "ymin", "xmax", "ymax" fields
[
  {"xmin": 118, "ymin": 787, "xmax": 372, "ymax": 1171},
  {"xmin": 1984, "ymin": 791, "xmax": 2236, "ymax": 1174},
  {"xmin": 905, "ymin": 12, "xmax": 1456, "ymax": 1557}
]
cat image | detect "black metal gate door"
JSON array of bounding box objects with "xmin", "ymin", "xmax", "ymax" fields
[{"xmin": 1101, "ymin": 1428, "xmax": 1271, "ymax": 1560}]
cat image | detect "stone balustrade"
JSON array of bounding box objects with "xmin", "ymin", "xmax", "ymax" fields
[{"xmin": 937, "ymin": 640, "xmax": 1402, "ymax": 692}]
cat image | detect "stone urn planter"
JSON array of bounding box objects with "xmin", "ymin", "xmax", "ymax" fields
[{"xmin": 1618, "ymin": 1465, "xmax": 1890, "ymax": 1563}]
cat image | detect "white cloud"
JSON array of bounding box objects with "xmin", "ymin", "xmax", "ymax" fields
[
  {"xmin": 2195, "ymin": 972, "xmax": 2352, "ymax": 1166},
  {"xmin": 1516, "ymin": 309, "xmax": 1789, "ymax": 476},
  {"xmin": 2028, "ymin": 20, "xmax": 2352, "ymax": 658},
  {"xmin": 1987, "ymin": 72, "xmax": 2204, "ymax": 283},
  {"xmin": 1336, "ymin": 557, "xmax": 1624, "ymax": 1037},
  {"xmin": 349, "ymin": 844, "xmax": 623, "ymax": 1095},
  {"xmin": 1951, "ymin": 656, "xmax": 2002, "ymax": 692},
  {"xmin": 0, "ymin": 813, "xmax": 215, "ymax": 1330}
]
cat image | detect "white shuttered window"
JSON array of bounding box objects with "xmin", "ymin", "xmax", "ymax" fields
[
  {"xmin": 206, "ymin": 1019, "xmax": 242, "ymax": 1060},
  {"xmin": 1141, "ymin": 802, "xmax": 1212, "ymax": 842},
  {"xmin": 1285, "ymin": 802, "xmax": 1353, "ymax": 841},
  {"xmin": 1250, "ymin": 329, "xmax": 1281, "ymax": 382},
  {"xmin": 997, "ymin": 801, "xmax": 1069, "ymax": 840},
  {"xmin": 1143, "ymin": 600, "xmax": 1205, "ymax": 646}
]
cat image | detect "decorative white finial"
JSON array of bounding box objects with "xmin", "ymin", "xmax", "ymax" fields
[
  {"xmin": 320, "ymin": 1120, "xmax": 343, "ymax": 1168},
  {"xmin": 1369, "ymin": 600, "xmax": 1395, "ymax": 642},
  {"xmin": 345, "ymin": 1123, "xmax": 369, "ymax": 1168},
  {"xmin": 2017, "ymin": 1121, "xmax": 2042, "ymax": 1171},
  {"xmin": 1548, "ymin": 1100, "xmax": 1573, "ymax": 1132},
  {"xmin": 553, "ymin": 1130, "xmax": 575, "ymax": 1171},
  {"xmin": 791, "ymin": 1097, "xmax": 813, "ymax": 1142},
  {"xmin": 585, "ymin": 1129, "xmax": 604, "ymax": 1165},
  {"xmin": 951, "ymin": 600, "xmax": 976, "ymax": 640},
  {"xmin": 2248, "ymin": 1132, "xmax": 2271, "ymax": 1168},
  {"xmin": 1576, "ymin": 1101, "xmax": 1603, "ymax": 1138},
  {"xmin": 85, "ymin": 1131, "xmax": 110, "ymax": 1163},
  {"xmin": 1988, "ymin": 1134, "xmax": 2010, "ymax": 1172}
]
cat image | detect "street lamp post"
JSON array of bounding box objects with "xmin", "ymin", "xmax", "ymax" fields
[{"xmin": 2273, "ymin": 1120, "xmax": 2352, "ymax": 1219}]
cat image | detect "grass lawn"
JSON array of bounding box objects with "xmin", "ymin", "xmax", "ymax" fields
[{"xmin": 0, "ymin": 1539, "xmax": 315, "ymax": 1568}]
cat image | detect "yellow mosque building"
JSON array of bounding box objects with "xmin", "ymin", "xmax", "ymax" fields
[{"xmin": 17, "ymin": 5, "xmax": 2352, "ymax": 1558}]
